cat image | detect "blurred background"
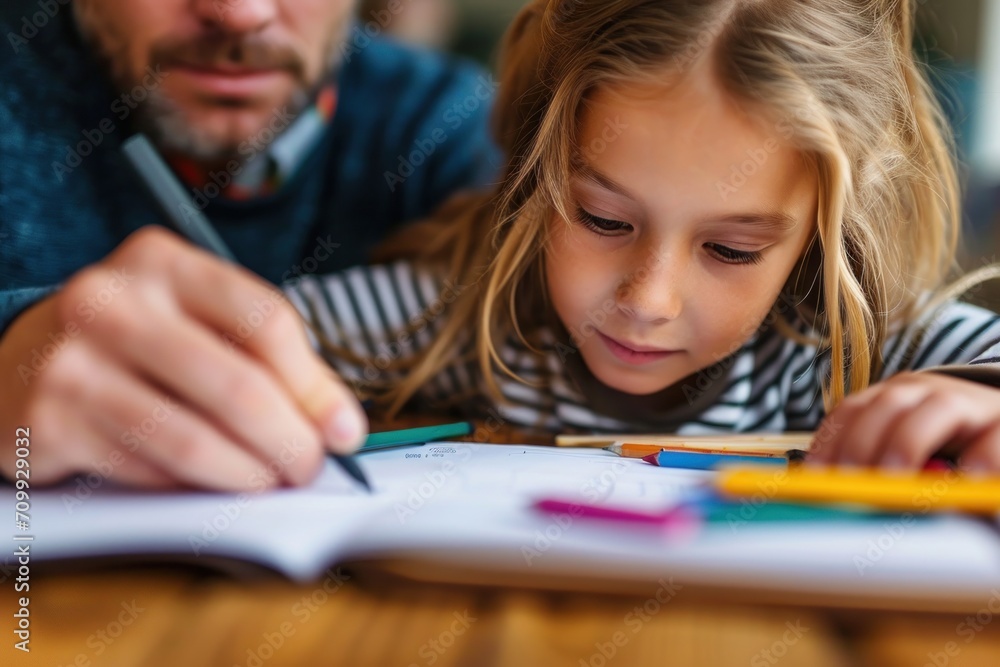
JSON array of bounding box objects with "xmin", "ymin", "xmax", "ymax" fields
[{"xmin": 360, "ymin": 0, "xmax": 1000, "ymax": 310}]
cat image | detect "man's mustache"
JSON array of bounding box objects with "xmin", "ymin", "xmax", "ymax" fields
[{"xmin": 151, "ymin": 34, "xmax": 305, "ymax": 79}]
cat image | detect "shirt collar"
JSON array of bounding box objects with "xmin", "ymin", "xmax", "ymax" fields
[{"xmin": 168, "ymin": 83, "xmax": 338, "ymax": 200}]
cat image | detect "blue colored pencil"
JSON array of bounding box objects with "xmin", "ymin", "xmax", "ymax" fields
[{"xmin": 642, "ymin": 449, "xmax": 787, "ymax": 471}]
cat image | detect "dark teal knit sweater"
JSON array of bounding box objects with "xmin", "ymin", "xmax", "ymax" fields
[{"xmin": 0, "ymin": 1, "xmax": 500, "ymax": 332}]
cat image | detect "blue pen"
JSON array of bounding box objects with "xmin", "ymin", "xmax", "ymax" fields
[{"xmin": 642, "ymin": 449, "xmax": 787, "ymax": 471}]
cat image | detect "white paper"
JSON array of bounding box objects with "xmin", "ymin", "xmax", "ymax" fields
[{"xmin": 30, "ymin": 443, "xmax": 1000, "ymax": 608}]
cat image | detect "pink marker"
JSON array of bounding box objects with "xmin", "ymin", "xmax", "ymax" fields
[{"xmin": 532, "ymin": 498, "xmax": 701, "ymax": 539}]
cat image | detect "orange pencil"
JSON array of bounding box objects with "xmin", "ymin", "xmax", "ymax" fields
[{"xmin": 605, "ymin": 441, "xmax": 788, "ymax": 459}]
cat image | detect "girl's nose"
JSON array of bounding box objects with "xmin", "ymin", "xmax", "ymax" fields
[{"xmin": 614, "ymin": 251, "xmax": 683, "ymax": 324}]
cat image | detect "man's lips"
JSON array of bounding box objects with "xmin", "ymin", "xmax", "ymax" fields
[{"xmin": 168, "ymin": 64, "xmax": 290, "ymax": 98}]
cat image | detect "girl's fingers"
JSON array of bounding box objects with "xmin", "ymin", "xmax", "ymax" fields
[
  {"xmin": 810, "ymin": 385, "xmax": 888, "ymax": 464},
  {"xmin": 86, "ymin": 291, "xmax": 324, "ymax": 486},
  {"xmin": 822, "ymin": 386, "xmax": 923, "ymax": 466},
  {"xmin": 959, "ymin": 423, "xmax": 1000, "ymax": 472},
  {"xmin": 874, "ymin": 393, "xmax": 971, "ymax": 469}
]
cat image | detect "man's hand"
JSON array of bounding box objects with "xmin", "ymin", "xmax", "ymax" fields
[
  {"xmin": 0, "ymin": 227, "xmax": 367, "ymax": 490},
  {"xmin": 809, "ymin": 372, "xmax": 1000, "ymax": 471}
]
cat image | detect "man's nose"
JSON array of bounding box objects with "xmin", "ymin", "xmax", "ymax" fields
[
  {"xmin": 615, "ymin": 250, "xmax": 684, "ymax": 324},
  {"xmin": 193, "ymin": 0, "xmax": 278, "ymax": 34}
]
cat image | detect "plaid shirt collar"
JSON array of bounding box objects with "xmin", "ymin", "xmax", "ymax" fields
[{"xmin": 168, "ymin": 84, "xmax": 337, "ymax": 200}]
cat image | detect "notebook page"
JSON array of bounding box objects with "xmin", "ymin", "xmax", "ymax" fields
[
  {"xmin": 345, "ymin": 445, "xmax": 1000, "ymax": 607},
  {"xmin": 33, "ymin": 462, "xmax": 394, "ymax": 581}
]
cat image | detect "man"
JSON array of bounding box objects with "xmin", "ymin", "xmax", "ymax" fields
[{"xmin": 0, "ymin": 0, "xmax": 499, "ymax": 489}]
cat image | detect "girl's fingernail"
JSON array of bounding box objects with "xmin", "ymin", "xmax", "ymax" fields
[
  {"xmin": 882, "ymin": 453, "xmax": 907, "ymax": 470},
  {"xmin": 960, "ymin": 457, "xmax": 990, "ymax": 475}
]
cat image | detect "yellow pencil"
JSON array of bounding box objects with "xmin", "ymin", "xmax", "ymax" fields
[{"xmin": 715, "ymin": 468, "xmax": 1000, "ymax": 514}]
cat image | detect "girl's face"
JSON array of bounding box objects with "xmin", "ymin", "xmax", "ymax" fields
[{"xmin": 545, "ymin": 66, "xmax": 818, "ymax": 396}]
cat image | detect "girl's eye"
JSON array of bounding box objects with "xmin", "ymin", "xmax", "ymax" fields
[
  {"xmin": 574, "ymin": 206, "xmax": 633, "ymax": 235},
  {"xmin": 706, "ymin": 243, "xmax": 764, "ymax": 266}
]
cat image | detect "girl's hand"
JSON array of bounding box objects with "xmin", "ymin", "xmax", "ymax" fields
[{"xmin": 809, "ymin": 372, "xmax": 1000, "ymax": 471}]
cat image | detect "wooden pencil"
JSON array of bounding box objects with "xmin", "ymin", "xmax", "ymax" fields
[
  {"xmin": 558, "ymin": 432, "xmax": 813, "ymax": 454},
  {"xmin": 605, "ymin": 441, "xmax": 790, "ymax": 459}
]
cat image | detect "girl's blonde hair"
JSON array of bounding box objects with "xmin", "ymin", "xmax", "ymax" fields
[{"xmin": 367, "ymin": 0, "xmax": 1000, "ymax": 418}]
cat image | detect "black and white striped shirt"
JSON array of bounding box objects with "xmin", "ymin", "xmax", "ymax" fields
[{"xmin": 285, "ymin": 262, "xmax": 1000, "ymax": 434}]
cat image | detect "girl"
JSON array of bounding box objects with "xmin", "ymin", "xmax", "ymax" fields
[{"xmin": 287, "ymin": 0, "xmax": 1000, "ymax": 471}]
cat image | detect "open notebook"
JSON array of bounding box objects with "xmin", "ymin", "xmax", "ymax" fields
[{"xmin": 31, "ymin": 444, "xmax": 1000, "ymax": 612}]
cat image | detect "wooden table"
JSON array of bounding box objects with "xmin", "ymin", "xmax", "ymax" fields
[
  {"xmin": 5, "ymin": 565, "xmax": 1000, "ymax": 667},
  {"xmin": 6, "ymin": 420, "xmax": 1000, "ymax": 666}
]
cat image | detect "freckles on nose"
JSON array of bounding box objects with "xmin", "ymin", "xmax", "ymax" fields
[{"xmin": 614, "ymin": 256, "xmax": 684, "ymax": 322}]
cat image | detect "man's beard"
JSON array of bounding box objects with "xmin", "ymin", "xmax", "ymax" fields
[
  {"xmin": 134, "ymin": 78, "xmax": 314, "ymax": 163},
  {"xmin": 73, "ymin": 2, "xmax": 346, "ymax": 162}
]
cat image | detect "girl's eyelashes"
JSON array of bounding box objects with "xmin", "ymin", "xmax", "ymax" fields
[
  {"xmin": 574, "ymin": 206, "xmax": 633, "ymax": 235},
  {"xmin": 705, "ymin": 243, "xmax": 765, "ymax": 266},
  {"xmin": 573, "ymin": 204, "xmax": 766, "ymax": 266}
]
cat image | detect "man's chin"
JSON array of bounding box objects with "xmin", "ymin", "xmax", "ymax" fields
[{"xmin": 143, "ymin": 105, "xmax": 281, "ymax": 162}]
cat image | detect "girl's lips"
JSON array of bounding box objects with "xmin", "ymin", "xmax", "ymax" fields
[{"xmin": 598, "ymin": 332, "xmax": 679, "ymax": 365}]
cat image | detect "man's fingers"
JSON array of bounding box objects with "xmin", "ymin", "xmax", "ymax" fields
[
  {"xmin": 52, "ymin": 341, "xmax": 290, "ymax": 491},
  {"xmin": 155, "ymin": 238, "xmax": 368, "ymax": 452},
  {"xmin": 85, "ymin": 292, "xmax": 325, "ymax": 485},
  {"xmin": 77, "ymin": 412, "xmax": 179, "ymax": 490},
  {"xmin": 25, "ymin": 395, "xmax": 109, "ymax": 486}
]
